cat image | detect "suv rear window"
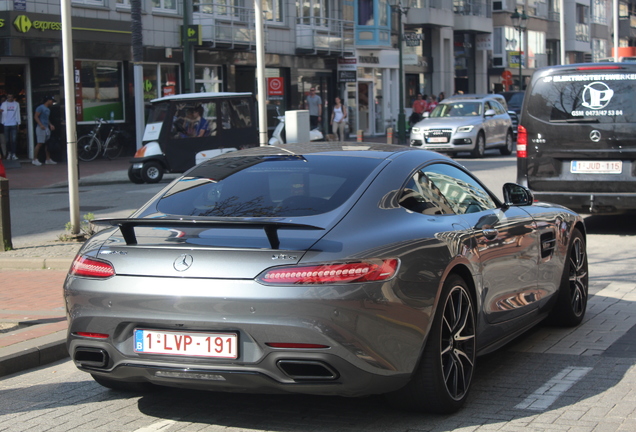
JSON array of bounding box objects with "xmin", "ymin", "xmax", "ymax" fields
[
  {"xmin": 526, "ymin": 71, "xmax": 636, "ymax": 123},
  {"xmin": 157, "ymin": 155, "xmax": 382, "ymax": 217}
]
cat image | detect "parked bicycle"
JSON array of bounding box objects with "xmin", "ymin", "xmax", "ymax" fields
[{"xmin": 77, "ymin": 118, "xmax": 124, "ymax": 162}]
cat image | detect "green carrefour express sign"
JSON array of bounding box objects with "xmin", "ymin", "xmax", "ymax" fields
[{"xmin": 13, "ymin": 14, "xmax": 62, "ymax": 33}]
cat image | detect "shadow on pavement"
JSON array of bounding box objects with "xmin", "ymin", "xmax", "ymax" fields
[{"xmin": 584, "ymin": 214, "xmax": 636, "ymax": 236}]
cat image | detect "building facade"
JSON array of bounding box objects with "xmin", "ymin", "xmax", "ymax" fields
[{"xmin": 0, "ymin": 0, "xmax": 628, "ymax": 158}]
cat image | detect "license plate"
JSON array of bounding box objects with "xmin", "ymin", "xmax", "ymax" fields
[
  {"xmin": 427, "ymin": 137, "xmax": 448, "ymax": 143},
  {"xmin": 570, "ymin": 161, "xmax": 622, "ymax": 174},
  {"xmin": 134, "ymin": 329, "xmax": 238, "ymax": 359}
]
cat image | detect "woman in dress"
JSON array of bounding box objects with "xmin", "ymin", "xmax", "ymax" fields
[{"xmin": 330, "ymin": 96, "xmax": 347, "ymax": 142}]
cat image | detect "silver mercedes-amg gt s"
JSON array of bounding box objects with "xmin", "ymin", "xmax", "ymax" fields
[{"xmin": 64, "ymin": 142, "xmax": 588, "ymax": 413}]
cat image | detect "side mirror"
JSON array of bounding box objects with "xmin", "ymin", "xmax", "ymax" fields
[
  {"xmin": 503, "ymin": 183, "xmax": 534, "ymax": 206},
  {"xmin": 484, "ymin": 109, "xmax": 496, "ymax": 117},
  {"xmin": 423, "ymin": 112, "xmax": 430, "ymax": 118}
]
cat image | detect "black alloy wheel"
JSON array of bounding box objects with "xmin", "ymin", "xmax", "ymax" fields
[
  {"xmin": 549, "ymin": 229, "xmax": 588, "ymax": 326},
  {"xmin": 389, "ymin": 274, "xmax": 476, "ymax": 413}
]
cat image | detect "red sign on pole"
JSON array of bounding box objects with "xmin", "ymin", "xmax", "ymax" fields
[
  {"xmin": 501, "ymin": 70, "xmax": 513, "ymax": 80},
  {"xmin": 267, "ymin": 77, "xmax": 284, "ymax": 98}
]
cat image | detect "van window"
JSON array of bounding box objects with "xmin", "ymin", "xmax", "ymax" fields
[
  {"xmin": 526, "ymin": 72, "xmax": 636, "ymax": 123},
  {"xmin": 220, "ymin": 98, "xmax": 253, "ymax": 130}
]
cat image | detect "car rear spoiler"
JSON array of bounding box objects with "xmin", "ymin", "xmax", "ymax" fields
[{"xmin": 91, "ymin": 218, "xmax": 325, "ymax": 249}]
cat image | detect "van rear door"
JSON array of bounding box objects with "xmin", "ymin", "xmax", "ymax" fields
[{"xmin": 519, "ymin": 65, "xmax": 636, "ymax": 208}]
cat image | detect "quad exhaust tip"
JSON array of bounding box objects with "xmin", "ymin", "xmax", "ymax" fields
[
  {"xmin": 277, "ymin": 360, "xmax": 339, "ymax": 380},
  {"xmin": 74, "ymin": 347, "xmax": 109, "ymax": 369}
]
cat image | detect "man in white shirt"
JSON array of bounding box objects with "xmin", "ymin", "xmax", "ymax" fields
[{"xmin": 0, "ymin": 94, "xmax": 21, "ymax": 160}]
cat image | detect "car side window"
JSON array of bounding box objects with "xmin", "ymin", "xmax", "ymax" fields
[
  {"xmin": 399, "ymin": 172, "xmax": 455, "ymax": 215},
  {"xmin": 422, "ymin": 164, "xmax": 497, "ymax": 214},
  {"xmin": 492, "ymin": 101, "xmax": 506, "ymax": 115},
  {"xmin": 484, "ymin": 101, "xmax": 492, "ymax": 112}
]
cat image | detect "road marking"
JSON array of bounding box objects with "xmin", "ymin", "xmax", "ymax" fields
[
  {"xmin": 515, "ymin": 366, "xmax": 592, "ymax": 411},
  {"xmin": 133, "ymin": 419, "xmax": 178, "ymax": 432}
]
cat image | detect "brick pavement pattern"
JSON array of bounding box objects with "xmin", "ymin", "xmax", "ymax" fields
[{"xmin": 0, "ymin": 270, "xmax": 67, "ymax": 349}]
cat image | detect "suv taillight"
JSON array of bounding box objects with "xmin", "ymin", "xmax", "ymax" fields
[{"xmin": 517, "ymin": 125, "xmax": 527, "ymax": 158}]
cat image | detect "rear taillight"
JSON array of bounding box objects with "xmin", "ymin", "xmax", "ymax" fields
[
  {"xmin": 70, "ymin": 255, "xmax": 115, "ymax": 279},
  {"xmin": 517, "ymin": 125, "xmax": 527, "ymax": 158},
  {"xmin": 257, "ymin": 259, "xmax": 399, "ymax": 285}
]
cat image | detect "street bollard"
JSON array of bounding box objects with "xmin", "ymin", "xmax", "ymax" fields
[
  {"xmin": 387, "ymin": 127, "xmax": 393, "ymax": 144},
  {"xmin": 0, "ymin": 177, "xmax": 12, "ymax": 251},
  {"xmin": 357, "ymin": 130, "xmax": 364, "ymax": 142}
]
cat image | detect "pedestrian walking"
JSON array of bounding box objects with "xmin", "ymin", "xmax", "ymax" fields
[
  {"xmin": 0, "ymin": 94, "xmax": 21, "ymax": 160},
  {"xmin": 330, "ymin": 96, "xmax": 347, "ymax": 142},
  {"xmin": 305, "ymin": 86, "xmax": 322, "ymax": 130},
  {"xmin": 410, "ymin": 93, "xmax": 427, "ymax": 126},
  {"xmin": 426, "ymin": 95, "xmax": 438, "ymax": 113},
  {"xmin": 33, "ymin": 96, "xmax": 56, "ymax": 166}
]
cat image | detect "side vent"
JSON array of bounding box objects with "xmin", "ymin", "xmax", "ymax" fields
[{"xmin": 540, "ymin": 232, "xmax": 556, "ymax": 259}]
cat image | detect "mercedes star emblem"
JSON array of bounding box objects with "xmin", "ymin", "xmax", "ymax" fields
[
  {"xmin": 589, "ymin": 130, "xmax": 601, "ymax": 142},
  {"xmin": 173, "ymin": 254, "xmax": 194, "ymax": 272}
]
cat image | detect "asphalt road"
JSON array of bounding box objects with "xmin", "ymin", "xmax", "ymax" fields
[{"xmin": 3, "ymin": 152, "xmax": 636, "ymax": 431}]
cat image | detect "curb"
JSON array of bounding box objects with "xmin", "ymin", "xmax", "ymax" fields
[
  {"xmin": 0, "ymin": 257, "xmax": 74, "ymax": 270},
  {"xmin": 0, "ymin": 330, "xmax": 68, "ymax": 378}
]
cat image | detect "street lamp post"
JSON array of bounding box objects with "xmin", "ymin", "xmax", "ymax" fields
[
  {"xmin": 391, "ymin": 0, "xmax": 409, "ymax": 145},
  {"xmin": 511, "ymin": 8, "xmax": 528, "ymax": 90}
]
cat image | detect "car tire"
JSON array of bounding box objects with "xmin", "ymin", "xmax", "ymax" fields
[
  {"xmin": 500, "ymin": 130, "xmax": 513, "ymax": 155},
  {"xmin": 388, "ymin": 274, "xmax": 476, "ymax": 414},
  {"xmin": 548, "ymin": 229, "xmax": 588, "ymax": 327},
  {"xmin": 471, "ymin": 132, "xmax": 485, "ymax": 158},
  {"xmin": 91, "ymin": 374, "xmax": 156, "ymax": 392},
  {"xmin": 128, "ymin": 166, "xmax": 144, "ymax": 184},
  {"xmin": 140, "ymin": 161, "xmax": 164, "ymax": 184}
]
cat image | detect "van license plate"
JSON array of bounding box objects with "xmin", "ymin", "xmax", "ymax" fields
[
  {"xmin": 570, "ymin": 161, "xmax": 622, "ymax": 174},
  {"xmin": 134, "ymin": 329, "xmax": 238, "ymax": 359}
]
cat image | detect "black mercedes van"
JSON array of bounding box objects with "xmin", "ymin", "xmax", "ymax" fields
[{"xmin": 517, "ymin": 63, "xmax": 636, "ymax": 214}]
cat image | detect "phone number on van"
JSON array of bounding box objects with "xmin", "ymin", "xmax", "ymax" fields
[{"xmin": 571, "ymin": 110, "xmax": 623, "ymax": 117}]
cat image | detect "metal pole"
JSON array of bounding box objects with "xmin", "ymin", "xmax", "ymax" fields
[
  {"xmin": 518, "ymin": 26, "xmax": 522, "ymax": 90},
  {"xmin": 397, "ymin": 8, "xmax": 406, "ymax": 145},
  {"xmin": 255, "ymin": 0, "xmax": 268, "ymax": 146},
  {"xmin": 560, "ymin": 0, "xmax": 565, "ymax": 64},
  {"xmin": 183, "ymin": 2, "xmax": 192, "ymax": 93},
  {"xmin": 61, "ymin": 0, "xmax": 80, "ymax": 235},
  {"xmin": 613, "ymin": 0, "xmax": 619, "ymax": 62}
]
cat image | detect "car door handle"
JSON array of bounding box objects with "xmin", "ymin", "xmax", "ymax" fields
[{"xmin": 482, "ymin": 228, "xmax": 498, "ymax": 239}]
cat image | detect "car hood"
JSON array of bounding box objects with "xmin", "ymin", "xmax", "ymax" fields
[{"xmin": 414, "ymin": 117, "xmax": 483, "ymax": 129}]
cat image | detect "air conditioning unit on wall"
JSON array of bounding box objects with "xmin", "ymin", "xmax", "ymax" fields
[
  {"xmin": 493, "ymin": 1, "xmax": 506, "ymax": 11},
  {"xmin": 493, "ymin": 57, "xmax": 504, "ymax": 67}
]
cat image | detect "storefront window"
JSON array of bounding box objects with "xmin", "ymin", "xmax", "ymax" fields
[
  {"xmin": 143, "ymin": 64, "xmax": 159, "ymax": 102},
  {"xmin": 75, "ymin": 60, "xmax": 124, "ymax": 123},
  {"xmin": 195, "ymin": 66, "xmax": 223, "ymax": 93}
]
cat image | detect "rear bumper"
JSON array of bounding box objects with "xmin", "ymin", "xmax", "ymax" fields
[{"xmin": 533, "ymin": 191, "xmax": 636, "ymax": 214}]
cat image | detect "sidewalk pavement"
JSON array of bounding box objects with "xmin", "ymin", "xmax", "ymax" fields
[
  {"xmin": 0, "ymin": 138, "xmax": 396, "ymax": 378},
  {"xmin": 1, "ymin": 156, "xmax": 138, "ymax": 378}
]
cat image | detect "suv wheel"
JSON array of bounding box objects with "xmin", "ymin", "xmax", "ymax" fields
[
  {"xmin": 500, "ymin": 131, "xmax": 513, "ymax": 155},
  {"xmin": 471, "ymin": 132, "xmax": 485, "ymax": 158}
]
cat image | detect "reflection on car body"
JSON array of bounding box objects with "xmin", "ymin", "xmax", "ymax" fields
[{"xmin": 65, "ymin": 143, "xmax": 588, "ymax": 414}]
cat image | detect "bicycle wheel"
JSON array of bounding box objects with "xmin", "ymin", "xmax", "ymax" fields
[
  {"xmin": 77, "ymin": 135, "xmax": 101, "ymax": 162},
  {"xmin": 104, "ymin": 135, "xmax": 124, "ymax": 160}
]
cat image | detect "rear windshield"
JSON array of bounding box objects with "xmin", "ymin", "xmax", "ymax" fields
[
  {"xmin": 157, "ymin": 155, "xmax": 383, "ymax": 217},
  {"xmin": 526, "ymin": 71, "xmax": 636, "ymax": 123}
]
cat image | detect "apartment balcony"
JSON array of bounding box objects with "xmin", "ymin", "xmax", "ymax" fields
[
  {"xmin": 295, "ymin": 17, "xmax": 355, "ymax": 56},
  {"xmin": 619, "ymin": 15, "xmax": 636, "ymax": 39},
  {"xmin": 193, "ymin": 3, "xmax": 263, "ymax": 50},
  {"xmin": 453, "ymin": 0, "xmax": 492, "ymax": 33},
  {"xmin": 405, "ymin": 0, "xmax": 454, "ymax": 28}
]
